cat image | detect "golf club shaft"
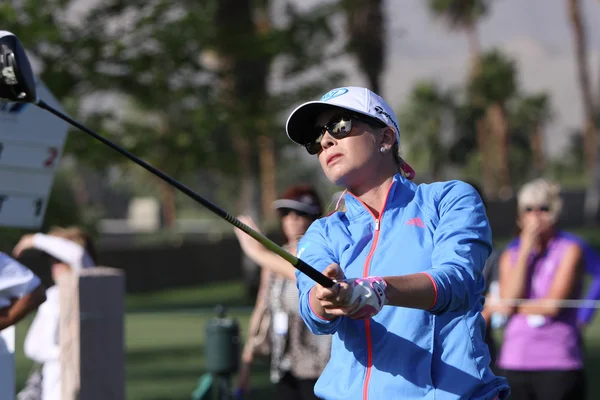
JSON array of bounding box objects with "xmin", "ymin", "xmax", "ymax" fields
[{"xmin": 36, "ymin": 99, "xmax": 335, "ymax": 288}]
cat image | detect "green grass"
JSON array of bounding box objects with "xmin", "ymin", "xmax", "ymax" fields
[
  {"xmin": 13, "ymin": 280, "xmax": 274, "ymax": 400},
  {"xmin": 14, "ymin": 301, "xmax": 600, "ymax": 400},
  {"xmin": 13, "ymin": 308, "xmax": 275, "ymax": 400},
  {"xmin": 126, "ymin": 280, "xmax": 251, "ymax": 312},
  {"xmin": 11, "ymin": 226, "xmax": 600, "ymax": 399}
]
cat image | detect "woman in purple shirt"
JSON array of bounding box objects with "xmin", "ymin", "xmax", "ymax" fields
[{"xmin": 495, "ymin": 179, "xmax": 585, "ymax": 400}]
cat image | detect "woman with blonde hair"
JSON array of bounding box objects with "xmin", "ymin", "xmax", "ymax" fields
[
  {"xmin": 284, "ymin": 86, "xmax": 508, "ymax": 399},
  {"xmin": 493, "ymin": 179, "xmax": 586, "ymax": 400}
]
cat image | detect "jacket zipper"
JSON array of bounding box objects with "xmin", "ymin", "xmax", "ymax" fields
[{"xmin": 348, "ymin": 182, "xmax": 395, "ymax": 400}]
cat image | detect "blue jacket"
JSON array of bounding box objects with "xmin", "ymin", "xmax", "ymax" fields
[{"xmin": 296, "ymin": 174, "xmax": 510, "ymax": 400}]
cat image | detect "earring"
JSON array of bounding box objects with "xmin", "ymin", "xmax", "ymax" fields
[{"xmin": 379, "ymin": 146, "xmax": 386, "ymax": 154}]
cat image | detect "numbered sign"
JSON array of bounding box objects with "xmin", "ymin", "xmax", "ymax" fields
[{"xmin": 0, "ymin": 81, "xmax": 68, "ymax": 228}]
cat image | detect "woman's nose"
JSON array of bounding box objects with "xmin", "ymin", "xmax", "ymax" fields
[{"xmin": 320, "ymin": 131, "xmax": 336, "ymax": 150}]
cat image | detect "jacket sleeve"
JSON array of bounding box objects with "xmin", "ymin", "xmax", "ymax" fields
[
  {"xmin": 0, "ymin": 252, "xmax": 42, "ymax": 308},
  {"xmin": 423, "ymin": 181, "xmax": 492, "ymax": 315},
  {"xmin": 32, "ymin": 233, "xmax": 94, "ymax": 270},
  {"xmin": 295, "ymin": 220, "xmax": 342, "ymax": 335}
]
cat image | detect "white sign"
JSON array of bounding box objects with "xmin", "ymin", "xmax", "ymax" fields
[{"xmin": 0, "ymin": 80, "xmax": 68, "ymax": 228}]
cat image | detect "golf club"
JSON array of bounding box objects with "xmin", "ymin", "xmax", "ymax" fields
[{"xmin": 0, "ymin": 30, "xmax": 335, "ymax": 288}]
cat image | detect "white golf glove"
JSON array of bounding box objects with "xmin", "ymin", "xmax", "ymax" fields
[{"xmin": 344, "ymin": 276, "xmax": 388, "ymax": 319}]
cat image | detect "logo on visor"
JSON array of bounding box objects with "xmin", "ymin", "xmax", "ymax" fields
[
  {"xmin": 321, "ymin": 88, "xmax": 348, "ymax": 102},
  {"xmin": 374, "ymin": 105, "xmax": 400, "ymax": 134}
]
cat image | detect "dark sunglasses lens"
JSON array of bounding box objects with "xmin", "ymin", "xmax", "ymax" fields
[
  {"xmin": 305, "ymin": 116, "xmax": 353, "ymax": 155},
  {"xmin": 525, "ymin": 205, "xmax": 550, "ymax": 212},
  {"xmin": 330, "ymin": 117, "xmax": 352, "ymax": 138},
  {"xmin": 279, "ymin": 209, "xmax": 310, "ymax": 218},
  {"xmin": 305, "ymin": 142, "xmax": 322, "ymax": 155}
]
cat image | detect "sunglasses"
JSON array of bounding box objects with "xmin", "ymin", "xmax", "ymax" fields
[
  {"xmin": 278, "ymin": 208, "xmax": 312, "ymax": 218},
  {"xmin": 524, "ymin": 205, "xmax": 551, "ymax": 213},
  {"xmin": 304, "ymin": 113, "xmax": 387, "ymax": 155}
]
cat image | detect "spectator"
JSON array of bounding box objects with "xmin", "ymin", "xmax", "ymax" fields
[
  {"xmin": 233, "ymin": 185, "xmax": 331, "ymax": 400},
  {"xmin": 14, "ymin": 226, "xmax": 96, "ymax": 400},
  {"xmin": 494, "ymin": 179, "xmax": 586, "ymax": 400}
]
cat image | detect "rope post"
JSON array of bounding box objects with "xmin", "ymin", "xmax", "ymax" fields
[{"xmin": 59, "ymin": 267, "xmax": 125, "ymax": 400}]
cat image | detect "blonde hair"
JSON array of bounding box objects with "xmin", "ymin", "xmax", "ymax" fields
[{"xmin": 517, "ymin": 178, "xmax": 563, "ymax": 223}]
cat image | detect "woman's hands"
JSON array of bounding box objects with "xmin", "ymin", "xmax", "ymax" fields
[
  {"xmin": 313, "ymin": 264, "xmax": 354, "ymax": 317},
  {"xmin": 311, "ymin": 264, "xmax": 388, "ymax": 320},
  {"xmin": 519, "ymin": 214, "xmax": 542, "ymax": 255}
]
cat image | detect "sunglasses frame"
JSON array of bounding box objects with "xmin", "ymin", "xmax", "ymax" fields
[
  {"xmin": 278, "ymin": 208, "xmax": 314, "ymax": 218},
  {"xmin": 524, "ymin": 205, "xmax": 551, "ymax": 213},
  {"xmin": 304, "ymin": 113, "xmax": 387, "ymax": 155}
]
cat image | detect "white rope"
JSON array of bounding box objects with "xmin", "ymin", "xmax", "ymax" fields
[{"xmin": 489, "ymin": 298, "xmax": 600, "ymax": 309}]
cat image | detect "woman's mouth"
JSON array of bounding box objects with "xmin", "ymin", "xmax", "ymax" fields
[{"xmin": 326, "ymin": 153, "xmax": 343, "ymax": 166}]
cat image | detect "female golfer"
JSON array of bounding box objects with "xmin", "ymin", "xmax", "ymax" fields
[{"xmin": 285, "ymin": 86, "xmax": 510, "ymax": 400}]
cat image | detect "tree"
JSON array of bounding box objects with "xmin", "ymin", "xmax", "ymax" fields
[
  {"xmin": 567, "ymin": 0, "xmax": 600, "ymax": 223},
  {"xmin": 427, "ymin": 0, "xmax": 494, "ymax": 195},
  {"xmin": 400, "ymin": 81, "xmax": 455, "ymax": 181},
  {"xmin": 469, "ymin": 49, "xmax": 517, "ymax": 198},
  {"xmin": 567, "ymin": 0, "xmax": 598, "ymax": 174},
  {"xmin": 511, "ymin": 93, "xmax": 553, "ymax": 177},
  {"xmin": 427, "ymin": 0, "xmax": 489, "ymax": 73},
  {"xmin": 1, "ymin": 1, "xmax": 344, "ymax": 228},
  {"xmin": 64, "ymin": 0, "xmax": 341, "ymax": 226},
  {"xmin": 343, "ymin": 0, "xmax": 386, "ymax": 93}
]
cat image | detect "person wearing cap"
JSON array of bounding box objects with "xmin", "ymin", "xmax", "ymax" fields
[
  {"xmin": 285, "ymin": 87, "xmax": 510, "ymax": 400},
  {"xmin": 233, "ymin": 184, "xmax": 331, "ymax": 400},
  {"xmin": 13, "ymin": 226, "xmax": 96, "ymax": 400}
]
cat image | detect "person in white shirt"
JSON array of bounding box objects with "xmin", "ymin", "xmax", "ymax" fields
[
  {"xmin": 0, "ymin": 253, "xmax": 46, "ymax": 331},
  {"xmin": 13, "ymin": 226, "xmax": 96, "ymax": 400}
]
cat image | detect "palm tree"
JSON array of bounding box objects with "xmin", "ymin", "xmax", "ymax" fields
[
  {"xmin": 567, "ymin": 0, "xmax": 600, "ymax": 223},
  {"xmin": 469, "ymin": 50, "xmax": 517, "ymax": 197},
  {"xmin": 512, "ymin": 94, "xmax": 553, "ymax": 176},
  {"xmin": 400, "ymin": 81, "xmax": 455, "ymax": 181},
  {"xmin": 344, "ymin": 0, "xmax": 386, "ymax": 92},
  {"xmin": 427, "ymin": 0, "xmax": 489, "ymax": 74},
  {"xmin": 567, "ymin": 0, "xmax": 598, "ymax": 173},
  {"xmin": 427, "ymin": 0, "xmax": 493, "ymax": 195}
]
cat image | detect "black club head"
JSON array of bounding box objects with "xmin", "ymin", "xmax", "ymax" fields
[{"xmin": 0, "ymin": 31, "xmax": 37, "ymax": 103}]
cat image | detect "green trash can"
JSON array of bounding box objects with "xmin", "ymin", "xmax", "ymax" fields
[{"xmin": 204, "ymin": 305, "xmax": 240, "ymax": 375}]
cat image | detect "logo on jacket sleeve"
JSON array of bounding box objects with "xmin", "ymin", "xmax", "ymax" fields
[{"xmin": 297, "ymin": 243, "xmax": 310, "ymax": 258}]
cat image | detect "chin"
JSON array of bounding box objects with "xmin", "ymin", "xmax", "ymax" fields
[
  {"xmin": 325, "ymin": 171, "xmax": 345, "ymax": 186},
  {"xmin": 324, "ymin": 165, "xmax": 349, "ymax": 186},
  {"xmin": 327, "ymin": 168, "xmax": 361, "ymax": 189}
]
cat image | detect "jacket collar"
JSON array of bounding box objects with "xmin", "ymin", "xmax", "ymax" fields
[{"xmin": 341, "ymin": 173, "xmax": 415, "ymax": 219}]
